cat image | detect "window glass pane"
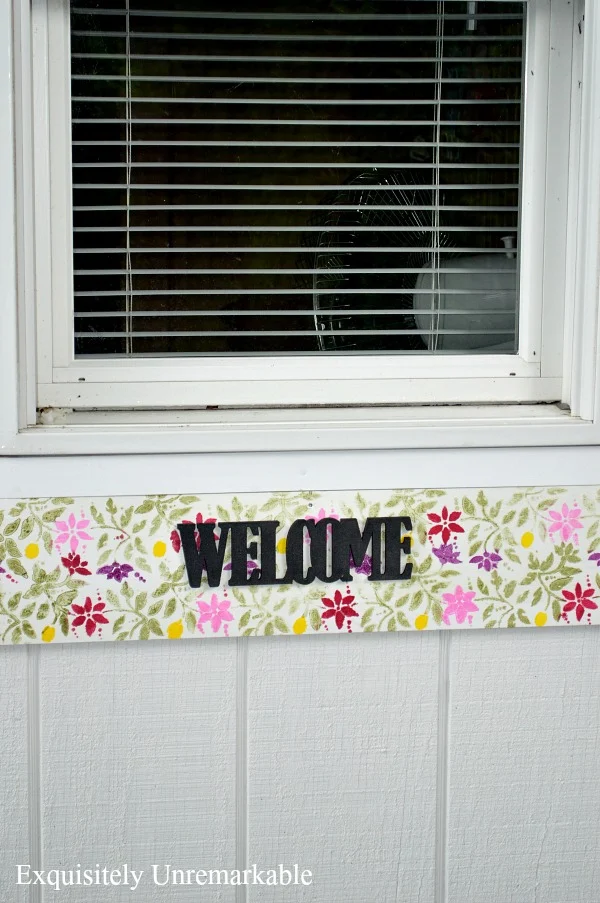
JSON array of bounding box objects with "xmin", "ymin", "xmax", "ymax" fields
[{"xmin": 71, "ymin": 0, "xmax": 525, "ymax": 357}]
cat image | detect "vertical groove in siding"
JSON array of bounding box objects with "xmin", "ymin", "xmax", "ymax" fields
[
  {"xmin": 26, "ymin": 646, "xmax": 42, "ymax": 903},
  {"xmin": 236, "ymin": 638, "xmax": 249, "ymax": 903},
  {"xmin": 434, "ymin": 632, "xmax": 451, "ymax": 903}
]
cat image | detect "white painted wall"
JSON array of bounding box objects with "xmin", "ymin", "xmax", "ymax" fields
[{"xmin": 1, "ymin": 450, "xmax": 599, "ymax": 903}]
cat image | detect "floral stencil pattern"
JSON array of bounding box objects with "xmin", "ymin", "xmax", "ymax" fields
[{"xmin": 0, "ymin": 487, "xmax": 599, "ymax": 644}]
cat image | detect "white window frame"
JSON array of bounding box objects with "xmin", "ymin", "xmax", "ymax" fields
[{"xmin": 3, "ymin": 0, "xmax": 600, "ymax": 454}]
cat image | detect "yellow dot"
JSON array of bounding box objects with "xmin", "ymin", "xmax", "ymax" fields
[
  {"xmin": 293, "ymin": 616, "xmax": 307, "ymax": 635},
  {"xmin": 153, "ymin": 541, "xmax": 167, "ymax": 558},
  {"xmin": 415, "ymin": 613, "xmax": 429, "ymax": 631},
  {"xmin": 41, "ymin": 625, "xmax": 55, "ymax": 643},
  {"xmin": 24, "ymin": 543, "xmax": 39, "ymax": 560},
  {"xmin": 167, "ymin": 620, "xmax": 183, "ymax": 640},
  {"xmin": 535, "ymin": 611, "xmax": 547, "ymax": 627},
  {"xmin": 276, "ymin": 538, "xmax": 287, "ymax": 554},
  {"xmin": 521, "ymin": 532, "xmax": 534, "ymax": 548}
]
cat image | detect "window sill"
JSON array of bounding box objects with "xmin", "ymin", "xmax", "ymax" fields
[{"xmin": 1, "ymin": 402, "xmax": 595, "ymax": 456}]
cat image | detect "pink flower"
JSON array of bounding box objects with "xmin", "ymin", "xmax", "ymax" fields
[
  {"xmin": 304, "ymin": 508, "xmax": 339, "ymax": 543},
  {"xmin": 54, "ymin": 512, "xmax": 93, "ymax": 553},
  {"xmin": 71, "ymin": 597, "xmax": 109, "ymax": 637},
  {"xmin": 561, "ymin": 582, "xmax": 597, "ymax": 623},
  {"xmin": 548, "ymin": 503, "xmax": 583, "ymax": 544},
  {"xmin": 441, "ymin": 585, "xmax": 479, "ymax": 625},
  {"xmin": 197, "ymin": 593, "xmax": 234, "ymax": 636}
]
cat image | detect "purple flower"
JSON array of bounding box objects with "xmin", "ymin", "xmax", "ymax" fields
[
  {"xmin": 432, "ymin": 543, "xmax": 462, "ymax": 566},
  {"xmin": 223, "ymin": 560, "xmax": 258, "ymax": 573},
  {"xmin": 349, "ymin": 552, "xmax": 372, "ymax": 576},
  {"xmin": 589, "ymin": 553, "xmax": 600, "ymax": 566},
  {"xmin": 469, "ymin": 550, "xmax": 502, "ymax": 572},
  {"xmin": 97, "ymin": 561, "xmax": 134, "ymax": 582}
]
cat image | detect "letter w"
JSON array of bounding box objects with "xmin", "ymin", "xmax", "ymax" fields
[{"xmin": 177, "ymin": 522, "xmax": 230, "ymax": 588}]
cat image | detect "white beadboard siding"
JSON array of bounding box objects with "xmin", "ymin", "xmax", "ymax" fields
[
  {"xmin": 447, "ymin": 628, "xmax": 600, "ymax": 903},
  {"xmin": 246, "ymin": 632, "xmax": 440, "ymax": 902},
  {"xmin": 37, "ymin": 640, "xmax": 238, "ymax": 901},
  {"xmin": 0, "ymin": 648, "xmax": 30, "ymax": 901}
]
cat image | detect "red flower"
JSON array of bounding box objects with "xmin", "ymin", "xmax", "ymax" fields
[
  {"xmin": 427, "ymin": 506, "xmax": 464, "ymax": 544},
  {"xmin": 561, "ymin": 582, "xmax": 598, "ymax": 623},
  {"xmin": 321, "ymin": 589, "xmax": 358, "ymax": 631},
  {"xmin": 170, "ymin": 512, "xmax": 217, "ymax": 552},
  {"xmin": 71, "ymin": 597, "xmax": 109, "ymax": 637},
  {"xmin": 60, "ymin": 552, "xmax": 92, "ymax": 576}
]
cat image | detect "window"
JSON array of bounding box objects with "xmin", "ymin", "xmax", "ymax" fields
[{"xmin": 6, "ymin": 0, "xmax": 600, "ymax": 453}]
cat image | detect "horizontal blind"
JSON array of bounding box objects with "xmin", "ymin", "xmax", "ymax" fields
[{"xmin": 71, "ymin": 0, "xmax": 526, "ymax": 357}]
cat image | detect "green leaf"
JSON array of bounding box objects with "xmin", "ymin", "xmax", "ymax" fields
[
  {"xmin": 361, "ymin": 607, "xmax": 373, "ymax": 627},
  {"xmin": 540, "ymin": 554, "xmax": 554, "ymax": 572},
  {"xmin": 148, "ymin": 618, "xmax": 163, "ymax": 637},
  {"xmin": 274, "ymin": 617, "xmax": 289, "ymax": 634},
  {"xmin": 22, "ymin": 621, "xmax": 36, "ymax": 640},
  {"xmin": 462, "ymin": 496, "xmax": 475, "ymax": 516},
  {"xmin": 7, "ymin": 593, "xmax": 22, "ymax": 612},
  {"xmin": 552, "ymin": 599, "xmax": 562, "ymax": 622},
  {"xmin": 502, "ymin": 510, "xmax": 516, "ymax": 525},
  {"xmin": 21, "ymin": 603, "xmax": 36, "ymax": 618},
  {"xmin": 113, "ymin": 615, "xmax": 126, "ymax": 634},
  {"xmin": 549, "ymin": 576, "xmax": 572, "ymax": 592},
  {"xmin": 469, "ymin": 541, "xmax": 482, "ymax": 557},
  {"xmin": 139, "ymin": 623, "xmax": 150, "ymax": 640},
  {"xmin": 309, "ymin": 608, "xmax": 321, "ymax": 632},
  {"xmin": 43, "ymin": 532, "xmax": 54, "ymax": 555},
  {"xmin": 520, "ymin": 573, "xmax": 536, "ymax": 586},
  {"xmin": 409, "ymin": 589, "xmax": 423, "ymax": 611},
  {"xmin": 264, "ymin": 621, "xmax": 274, "ymax": 636},
  {"xmin": 12, "ymin": 627, "xmax": 23, "ymax": 644},
  {"xmin": 507, "ymin": 613, "xmax": 516, "ymax": 628},
  {"xmin": 395, "ymin": 595, "xmax": 409, "ymax": 609},
  {"xmin": 419, "ymin": 555, "xmax": 432, "ymax": 575},
  {"xmin": 97, "ymin": 549, "xmax": 112, "ymax": 567},
  {"xmin": 19, "ymin": 517, "xmax": 35, "ymax": 540},
  {"xmin": 532, "ymin": 587, "xmax": 543, "ymax": 607},
  {"xmin": 484, "ymin": 620, "xmax": 497, "ymax": 629},
  {"xmin": 517, "ymin": 507, "xmax": 529, "ymax": 527},
  {"xmin": 115, "ymin": 632, "xmax": 129, "ymax": 641},
  {"xmin": 483, "ymin": 603, "xmax": 495, "ymax": 621},
  {"xmin": 51, "ymin": 497, "xmax": 74, "ymax": 505},
  {"xmin": 8, "ymin": 559, "xmax": 28, "ymax": 579},
  {"xmin": 238, "ymin": 610, "xmax": 251, "ymax": 629},
  {"xmin": 180, "ymin": 495, "xmax": 199, "ymax": 505},
  {"xmin": 504, "ymin": 580, "xmax": 516, "ymax": 599},
  {"xmin": 148, "ymin": 601, "xmax": 163, "ymax": 617},
  {"xmin": 432, "ymin": 601, "xmax": 444, "ymax": 625},
  {"xmin": 505, "ymin": 548, "xmax": 522, "ymax": 565},
  {"xmin": 98, "ymin": 532, "xmax": 109, "ymax": 550},
  {"xmin": 60, "ymin": 614, "xmax": 69, "ymax": 637},
  {"xmin": 489, "ymin": 501, "xmax": 502, "ymax": 520},
  {"xmin": 185, "ymin": 610, "xmax": 197, "ymax": 633},
  {"xmin": 396, "ymin": 611, "xmax": 410, "ymax": 629},
  {"xmin": 4, "ymin": 520, "xmax": 20, "ymax": 536},
  {"xmin": 134, "ymin": 592, "xmax": 147, "ymax": 612},
  {"xmin": 55, "ymin": 590, "xmax": 77, "ymax": 610},
  {"xmin": 477, "ymin": 577, "xmax": 489, "ymax": 596},
  {"xmin": 387, "ymin": 616, "xmax": 396, "ymax": 631},
  {"xmin": 153, "ymin": 582, "xmax": 170, "ymax": 598},
  {"xmin": 41, "ymin": 508, "xmax": 64, "ymax": 524},
  {"xmin": 364, "ymin": 624, "xmax": 376, "ymax": 632},
  {"xmin": 134, "ymin": 500, "xmax": 154, "ymax": 515},
  {"xmin": 164, "ymin": 598, "xmax": 177, "ymax": 619},
  {"xmin": 36, "ymin": 603, "xmax": 51, "ymax": 621},
  {"xmin": 476, "ymin": 490, "xmax": 488, "ymax": 508},
  {"xmin": 517, "ymin": 609, "xmax": 531, "ymax": 625}
]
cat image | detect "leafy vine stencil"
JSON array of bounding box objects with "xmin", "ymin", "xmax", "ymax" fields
[{"xmin": 0, "ymin": 487, "xmax": 599, "ymax": 644}]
